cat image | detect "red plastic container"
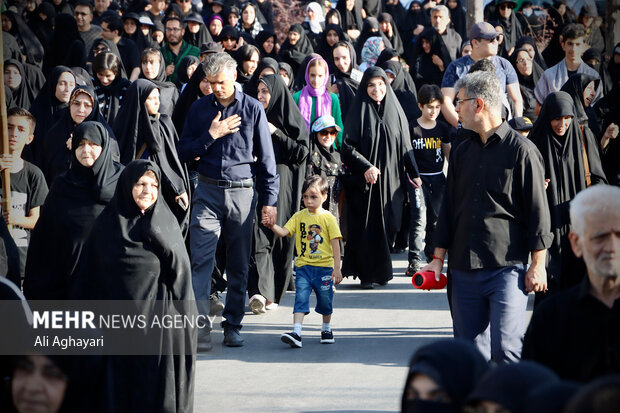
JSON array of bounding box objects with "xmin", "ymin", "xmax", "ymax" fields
[{"xmin": 412, "ymin": 271, "xmax": 447, "ymax": 290}]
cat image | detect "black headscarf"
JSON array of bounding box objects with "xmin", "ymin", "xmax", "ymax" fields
[
  {"xmin": 71, "ymin": 158, "xmax": 195, "ymax": 412},
  {"xmin": 582, "ymin": 47, "xmax": 614, "ymax": 95},
  {"xmin": 401, "ymin": 339, "xmax": 489, "ymax": 413},
  {"xmin": 23, "ymin": 121, "xmax": 123, "ymax": 300},
  {"xmin": 336, "ymin": 0, "xmax": 363, "ymax": 33},
  {"xmin": 560, "ymin": 73, "xmax": 599, "ymax": 128},
  {"xmin": 410, "ymin": 27, "xmax": 452, "ymax": 88},
  {"xmin": 278, "ymin": 24, "xmax": 314, "ymax": 75},
  {"xmin": 234, "ymin": 44, "xmax": 259, "ymax": 85},
  {"xmin": 176, "ymin": 55, "xmax": 200, "ymax": 86},
  {"xmin": 255, "ymin": 30, "xmax": 278, "ymax": 60},
  {"xmin": 29, "ymin": 2, "xmax": 55, "ymax": 50},
  {"xmin": 3, "ymin": 59, "xmax": 40, "ymax": 110},
  {"xmin": 491, "ymin": 7, "xmax": 524, "ymax": 57},
  {"xmin": 362, "ymin": 0, "xmax": 382, "ymax": 18},
  {"xmin": 139, "ymin": 49, "xmax": 179, "ymax": 116},
  {"xmin": 244, "ymin": 57, "xmax": 280, "ymax": 98},
  {"xmin": 122, "ymin": 13, "xmax": 156, "ymax": 53},
  {"xmin": 278, "ymin": 61, "xmax": 295, "ymax": 92},
  {"xmin": 467, "ymin": 361, "xmax": 559, "ymax": 413},
  {"xmin": 378, "ymin": 13, "xmax": 404, "ymax": 56},
  {"xmin": 2, "ymin": 10, "xmax": 45, "ymax": 66},
  {"xmin": 529, "ymin": 91, "xmax": 606, "ymax": 286},
  {"xmin": 41, "ymin": 85, "xmax": 117, "ymax": 186},
  {"xmin": 112, "ymin": 79, "xmax": 190, "ymax": 232},
  {"xmin": 354, "ymin": 17, "xmax": 392, "ymax": 58},
  {"xmin": 172, "ymin": 61, "xmax": 207, "ymax": 134},
  {"xmin": 183, "ymin": 17, "xmax": 213, "ymax": 47},
  {"xmin": 510, "ymin": 47, "xmax": 544, "ymax": 121},
  {"xmin": 542, "ymin": 7, "xmax": 565, "ymax": 67},
  {"xmin": 403, "ymin": 1, "xmax": 430, "ymax": 41},
  {"xmin": 340, "ymin": 66, "xmax": 418, "ymax": 284},
  {"xmin": 93, "ymin": 61, "xmax": 131, "ymax": 126},
  {"xmin": 523, "ymin": 381, "xmax": 581, "ymax": 413},
  {"xmin": 515, "ymin": 35, "xmax": 548, "ymax": 70},
  {"xmin": 27, "ymin": 66, "xmax": 75, "ymax": 164},
  {"xmin": 42, "ymin": 13, "xmax": 86, "ymax": 77},
  {"xmin": 87, "ymin": 38, "xmax": 129, "ymax": 79},
  {"xmin": 448, "ymin": 0, "xmax": 467, "ymax": 40},
  {"xmin": 331, "ymin": 42, "xmax": 359, "ymax": 122},
  {"xmin": 314, "ymin": 24, "xmax": 347, "ymax": 63},
  {"xmin": 380, "ymin": 60, "xmax": 420, "ymax": 122}
]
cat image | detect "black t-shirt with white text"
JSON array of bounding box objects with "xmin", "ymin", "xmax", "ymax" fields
[{"xmin": 410, "ymin": 119, "xmax": 453, "ymax": 174}]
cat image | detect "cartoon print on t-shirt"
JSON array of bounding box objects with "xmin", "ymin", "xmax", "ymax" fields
[{"xmin": 307, "ymin": 224, "xmax": 323, "ymax": 253}]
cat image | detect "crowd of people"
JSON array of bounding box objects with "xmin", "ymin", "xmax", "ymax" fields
[{"xmin": 1, "ymin": 0, "xmax": 619, "ymax": 411}]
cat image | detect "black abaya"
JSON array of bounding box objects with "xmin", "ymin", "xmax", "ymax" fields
[
  {"xmin": 529, "ymin": 91, "xmax": 606, "ymax": 293},
  {"xmin": 23, "ymin": 121, "xmax": 123, "ymax": 300},
  {"xmin": 248, "ymin": 74, "xmax": 309, "ymax": 304},
  {"xmin": 331, "ymin": 42, "xmax": 360, "ymax": 123},
  {"xmin": 380, "ymin": 60, "xmax": 420, "ymax": 123},
  {"xmin": 3, "ymin": 59, "xmax": 40, "ymax": 110},
  {"xmin": 278, "ymin": 24, "xmax": 314, "ymax": 75},
  {"xmin": 42, "ymin": 13, "xmax": 86, "ymax": 77},
  {"xmin": 341, "ymin": 67, "xmax": 419, "ymax": 284},
  {"xmin": 112, "ymin": 79, "xmax": 190, "ymax": 234},
  {"xmin": 71, "ymin": 159, "xmax": 196, "ymax": 413},
  {"xmin": 172, "ymin": 61, "xmax": 207, "ymax": 134}
]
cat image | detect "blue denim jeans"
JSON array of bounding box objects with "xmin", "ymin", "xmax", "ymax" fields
[
  {"xmin": 293, "ymin": 266, "xmax": 334, "ymax": 315},
  {"xmin": 450, "ymin": 264, "xmax": 529, "ymax": 363}
]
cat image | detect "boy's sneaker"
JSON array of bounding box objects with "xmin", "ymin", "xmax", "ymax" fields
[
  {"xmin": 406, "ymin": 261, "xmax": 423, "ymax": 277},
  {"xmin": 281, "ymin": 332, "xmax": 302, "ymax": 348},
  {"xmin": 249, "ymin": 294, "xmax": 266, "ymax": 314},
  {"xmin": 320, "ymin": 330, "xmax": 335, "ymax": 344}
]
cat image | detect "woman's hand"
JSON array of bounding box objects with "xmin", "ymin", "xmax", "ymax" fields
[{"xmin": 364, "ymin": 166, "xmax": 381, "ymax": 184}]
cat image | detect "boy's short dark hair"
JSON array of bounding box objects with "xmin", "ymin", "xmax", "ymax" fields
[
  {"xmin": 164, "ymin": 16, "xmax": 185, "ymax": 29},
  {"xmin": 302, "ymin": 175, "xmax": 329, "ymax": 196},
  {"xmin": 93, "ymin": 52, "xmax": 122, "ymax": 77},
  {"xmin": 7, "ymin": 107, "xmax": 36, "ymax": 134},
  {"xmin": 418, "ymin": 84, "xmax": 444, "ymax": 106},
  {"xmin": 469, "ymin": 58, "xmax": 496, "ymax": 74},
  {"xmin": 561, "ymin": 23, "xmax": 586, "ymax": 42},
  {"xmin": 102, "ymin": 14, "xmax": 124, "ymax": 34},
  {"xmin": 141, "ymin": 47, "xmax": 162, "ymax": 64},
  {"xmin": 74, "ymin": 0, "xmax": 93, "ymax": 12}
]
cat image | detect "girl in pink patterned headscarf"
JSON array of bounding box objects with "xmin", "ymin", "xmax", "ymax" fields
[{"xmin": 293, "ymin": 56, "xmax": 344, "ymax": 147}]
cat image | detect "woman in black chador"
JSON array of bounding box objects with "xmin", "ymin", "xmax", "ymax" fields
[
  {"xmin": 23, "ymin": 121, "xmax": 123, "ymax": 300},
  {"xmin": 72, "ymin": 160, "xmax": 196, "ymax": 413},
  {"xmin": 331, "ymin": 41, "xmax": 359, "ymax": 123},
  {"xmin": 341, "ymin": 67, "xmax": 419, "ymax": 288},
  {"xmin": 112, "ymin": 79, "xmax": 190, "ymax": 235},
  {"xmin": 529, "ymin": 91, "xmax": 606, "ymax": 300},
  {"xmin": 247, "ymin": 74, "xmax": 309, "ymax": 312},
  {"xmin": 40, "ymin": 85, "xmax": 118, "ymax": 186},
  {"xmin": 278, "ymin": 24, "xmax": 314, "ymax": 76}
]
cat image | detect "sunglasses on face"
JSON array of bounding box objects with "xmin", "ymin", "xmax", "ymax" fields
[
  {"xmin": 318, "ymin": 129, "xmax": 338, "ymax": 136},
  {"xmin": 499, "ymin": 4, "xmax": 513, "ymax": 9}
]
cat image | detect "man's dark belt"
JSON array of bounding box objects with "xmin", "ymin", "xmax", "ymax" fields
[{"xmin": 199, "ymin": 175, "xmax": 254, "ymax": 188}]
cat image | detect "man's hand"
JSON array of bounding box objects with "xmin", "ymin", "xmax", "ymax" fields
[
  {"xmin": 261, "ymin": 205, "xmax": 277, "ymax": 228},
  {"xmin": 420, "ymin": 258, "xmax": 443, "ymax": 282},
  {"xmin": 209, "ymin": 112, "xmax": 242, "ymax": 139},
  {"xmin": 332, "ymin": 268, "xmax": 343, "ymax": 285},
  {"xmin": 525, "ymin": 250, "xmax": 547, "ymax": 293},
  {"xmin": 364, "ymin": 166, "xmax": 380, "ymax": 184},
  {"xmin": 3, "ymin": 209, "xmax": 23, "ymax": 226},
  {"xmin": 165, "ymin": 64, "xmax": 175, "ymax": 76},
  {"xmin": 175, "ymin": 192, "xmax": 189, "ymax": 210}
]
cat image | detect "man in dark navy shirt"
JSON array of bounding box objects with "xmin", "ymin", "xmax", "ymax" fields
[
  {"xmin": 178, "ymin": 52, "xmax": 279, "ymax": 349},
  {"xmin": 423, "ymin": 71, "xmax": 552, "ymax": 363}
]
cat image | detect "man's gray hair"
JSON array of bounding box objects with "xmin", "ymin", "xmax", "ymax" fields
[
  {"xmin": 454, "ymin": 71, "xmax": 502, "ymax": 113},
  {"xmin": 204, "ymin": 52, "xmax": 237, "ymax": 78},
  {"xmin": 431, "ymin": 5, "xmax": 450, "ymax": 17},
  {"xmin": 570, "ymin": 185, "xmax": 620, "ymax": 236}
]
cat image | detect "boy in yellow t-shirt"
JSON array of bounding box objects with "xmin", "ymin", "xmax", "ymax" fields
[{"xmin": 264, "ymin": 175, "xmax": 342, "ymax": 348}]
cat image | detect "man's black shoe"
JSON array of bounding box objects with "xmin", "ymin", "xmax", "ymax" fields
[{"xmin": 223, "ymin": 326, "xmax": 244, "ymax": 347}]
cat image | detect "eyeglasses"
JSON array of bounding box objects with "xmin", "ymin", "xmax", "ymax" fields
[
  {"xmin": 499, "ymin": 4, "xmax": 513, "ymax": 9},
  {"xmin": 455, "ymin": 97, "xmax": 477, "ymax": 106},
  {"xmin": 318, "ymin": 129, "xmax": 338, "ymax": 136}
]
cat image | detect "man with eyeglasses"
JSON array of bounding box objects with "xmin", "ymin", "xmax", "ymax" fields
[
  {"xmin": 74, "ymin": 0, "xmax": 101, "ymax": 52},
  {"xmin": 422, "ymin": 71, "xmax": 551, "ymax": 363},
  {"xmin": 160, "ymin": 16, "xmax": 200, "ymax": 84},
  {"xmin": 440, "ymin": 22, "xmax": 523, "ymax": 128}
]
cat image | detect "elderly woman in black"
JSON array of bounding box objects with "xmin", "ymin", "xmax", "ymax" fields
[
  {"xmin": 24, "ymin": 121, "xmax": 123, "ymax": 300},
  {"xmin": 248, "ymin": 74, "xmax": 309, "ymax": 312},
  {"xmin": 72, "ymin": 160, "xmax": 196, "ymax": 413},
  {"xmin": 341, "ymin": 67, "xmax": 420, "ymax": 288}
]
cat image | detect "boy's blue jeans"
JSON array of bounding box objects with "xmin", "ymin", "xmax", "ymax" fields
[{"xmin": 293, "ymin": 265, "xmax": 334, "ymax": 315}]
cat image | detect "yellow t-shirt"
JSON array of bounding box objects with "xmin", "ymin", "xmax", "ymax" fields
[{"xmin": 284, "ymin": 208, "xmax": 342, "ymax": 268}]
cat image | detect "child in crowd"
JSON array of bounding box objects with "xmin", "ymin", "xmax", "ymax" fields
[
  {"xmin": 0, "ymin": 108, "xmax": 49, "ymax": 280},
  {"xmin": 293, "ymin": 56, "xmax": 344, "ymax": 148},
  {"xmin": 264, "ymin": 175, "xmax": 342, "ymax": 348},
  {"xmin": 407, "ymin": 85, "xmax": 452, "ymax": 275}
]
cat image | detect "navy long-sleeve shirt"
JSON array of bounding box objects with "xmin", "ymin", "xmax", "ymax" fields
[{"xmin": 177, "ymin": 89, "xmax": 280, "ymax": 206}]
